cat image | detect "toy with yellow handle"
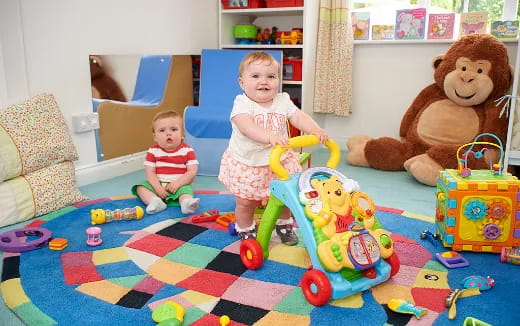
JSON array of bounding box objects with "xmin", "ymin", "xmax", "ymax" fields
[
  {"xmin": 269, "ymin": 135, "xmax": 341, "ymax": 181},
  {"xmin": 91, "ymin": 206, "xmax": 144, "ymax": 225},
  {"xmin": 240, "ymin": 135, "xmax": 400, "ymax": 306},
  {"xmin": 255, "ymin": 136, "xmax": 342, "ymax": 256}
]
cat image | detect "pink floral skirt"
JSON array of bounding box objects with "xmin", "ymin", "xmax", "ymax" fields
[{"xmin": 218, "ymin": 149, "xmax": 302, "ymax": 202}]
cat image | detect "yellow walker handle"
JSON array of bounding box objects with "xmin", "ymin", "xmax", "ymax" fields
[{"xmin": 269, "ymin": 135, "xmax": 341, "ymax": 181}]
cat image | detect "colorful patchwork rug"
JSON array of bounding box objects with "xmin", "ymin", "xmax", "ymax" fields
[{"xmin": 1, "ymin": 192, "xmax": 518, "ymax": 326}]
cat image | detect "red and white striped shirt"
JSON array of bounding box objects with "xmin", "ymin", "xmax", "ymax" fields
[{"xmin": 144, "ymin": 143, "xmax": 198, "ymax": 182}]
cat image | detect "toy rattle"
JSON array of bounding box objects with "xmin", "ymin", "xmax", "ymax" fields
[
  {"xmin": 86, "ymin": 227, "xmax": 103, "ymax": 246},
  {"xmin": 0, "ymin": 227, "xmax": 52, "ymax": 252},
  {"xmin": 500, "ymin": 247, "xmax": 520, "ymax": 265},
  {"xmin": 91, "ymin": 206, "xmax": 144, "ymax": 225}
]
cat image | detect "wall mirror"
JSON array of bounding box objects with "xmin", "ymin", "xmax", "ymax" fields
[{"xmin": 89, "ymin": 54, "xmax": 197, "ymax": 162}]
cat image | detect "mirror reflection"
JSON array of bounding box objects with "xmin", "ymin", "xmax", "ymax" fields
[{"xmin": 89, "ymin": 54, "xmax": 196, "ymax": 162}]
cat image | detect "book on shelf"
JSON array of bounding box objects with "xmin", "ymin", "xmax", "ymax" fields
[
  {"xmin": 372, "ymin": 25, "xmax": 395, "ymax": 40},
  {"xmin": 427, "ymin": 13, "xmax": 455, "ymax": 40},
  {"xmin": 491, "ymin": 20, "xmax": 519, "ymax": 39},
  {"xmin": 459, "ymin": 12, "xmax": 488, "ymax": 37},
  {"xmin": 352, "ymin": 12, "xmax": 370, "ymax": 40},
  {"xmin": 395, "ymin": 8, "xmax": 426, "ymax": 40}
]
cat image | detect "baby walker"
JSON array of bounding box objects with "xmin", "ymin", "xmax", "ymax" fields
[{"xmin": 239, "ymin": 135, "xmax": 400, "ymax": 306}]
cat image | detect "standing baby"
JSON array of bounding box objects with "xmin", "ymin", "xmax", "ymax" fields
[{"xmin": 219, "ymin": 51, "xmax": 329, "ymax": 244}]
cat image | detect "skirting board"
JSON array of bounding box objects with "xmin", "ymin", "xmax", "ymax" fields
[
  {"xmin": 75, "ymin": 151, "xmax": 146, "ymax": 186},
  {"xmin": 74, "ymin": 137, "xmax": 348, "ymax": 187}
]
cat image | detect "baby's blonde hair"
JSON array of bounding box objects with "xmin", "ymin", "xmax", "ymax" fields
[
  {"xmin": 239, "ymin": 52, "xmax": 279, "ymax": 76},
  {"xmin": 151, "ymin": 110, "xmax": 181, "ymax": 133}
]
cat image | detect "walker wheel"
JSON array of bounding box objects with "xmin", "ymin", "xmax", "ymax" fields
[
  {"xmin": 301, "ymin": 269, "xmax": 332, "ymax": 306},
  {"xmin": 240, "ymin": 239, "xmax": 264, "ymax": 270}
]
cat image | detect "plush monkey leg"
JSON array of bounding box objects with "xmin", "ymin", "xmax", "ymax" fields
[
  {"xmin": 364, "ymin": 137, "xmax": 415, "ymax": 171},
  {"xmin": 405, "ymin": 145, "xmax": 460, "ymax": 187},
  {"xmin": 404, "ymin": 154, "xmax": 443, "ymax": 186},
  {"xmin": 346, "ymin": 135, "xmax": 372, "ymax": 166}
]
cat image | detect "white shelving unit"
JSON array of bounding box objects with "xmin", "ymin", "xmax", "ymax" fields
[
  {"xmin": 218, "ymin": 3, "xmax": 317, "ymax": 112},
  {"xmin": 504, "ymin": 39, "xmax": 520, "ymax": 168}
]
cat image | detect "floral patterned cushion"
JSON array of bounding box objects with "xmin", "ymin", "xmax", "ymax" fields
[
  {"xmin": 0, "ymin": 161, "xmax": 88, "ymax": 227},
  {"xmin": 0, "ymin": 93, "xmax": 78, "ymax": 182}
]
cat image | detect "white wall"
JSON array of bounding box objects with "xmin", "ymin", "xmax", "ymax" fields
[
  {"xmin": 319, "ymin": 41, "xmax": 518, "ymax": 145},
  {"xmin": 0, "ymin": 0, "xmax": 517, "ymax": 174},
  {"xmin": 0, "ymin": 0, "xmax": 218, "ymax": 168}
]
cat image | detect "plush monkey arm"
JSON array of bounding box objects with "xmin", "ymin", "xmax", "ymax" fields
[
  {"xmin": 481, "ymin": 101, "xmax": 509, "ymax": 146},
  {"xmin": 399, "ymin": 84, "xmax": 445, "ymax": 138}
]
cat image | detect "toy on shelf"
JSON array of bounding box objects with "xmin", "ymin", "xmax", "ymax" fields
[
  {"xmin": 239, "ymin": 135, "xmax": 400, "ymax": 306},
  {"xmin": 283, "ymin": 57, "xmax": 303, "ymax": 81},
  {"xmin": 500, "ymin": 246, "xmax": 520, "ymax": 264},
  {"xmin": 276, "ymin": 28, "xmax": 303, "ymax": 45},
  {"xmin": 221, "ymin": 0, "xmax": 265, "ymax": 9},
  {"xmin": 49, "ymin": 238, "xmax": 68, "ymax": 250},
  {"xmin": 233, "ymin": 24, "xmax": 257, "ymax": 44},
  {"xmin": 91, "ymin": 206, "xmax": 144, "ymax": 225},
  {"xmin": 436, "ymin": 251, "xmax": 469, "ymax": 268},
  {"xmin": 0, "ymin": 227, "xmax": 52, "ymax": 253},
  {"xmin": 257, "ymin": 27, "xmax": 273, "ymax": 44},
  {"xmin": 86, "ymin": 227, "xmax": 103, "ymax": 246},
  {"xmin": 151, "ymin": 300, "xmax": 185, "ymax": 326},
  {"xmin": 387, "ymin": 298, "xmax": 427, "ymax": 319},
  {"xmin": 435, "ymin": 133, "xmax": 520, "ymax": 253}
]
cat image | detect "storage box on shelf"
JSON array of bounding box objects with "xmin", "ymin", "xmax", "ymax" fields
[
  {"xmin": 221, "ymin": 0, "xmax": 266, "ymax": 9},
  {"xmin": 266, "ymin": 0, "xmax": 303, "ymax": 8}
]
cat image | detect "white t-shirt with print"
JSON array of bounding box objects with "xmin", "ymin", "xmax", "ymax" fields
[{"xmin": 227, "ymin": 92, "xmax": 298, "ymax": 166}]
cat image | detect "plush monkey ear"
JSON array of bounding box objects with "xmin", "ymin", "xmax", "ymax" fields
[
  {"xmin": 90, "ymin": 55, "xmax": 102, "ymax": 67},
  {"xmin": 432, "ymin": 55, "xmax": 443, "ymax": 69}
]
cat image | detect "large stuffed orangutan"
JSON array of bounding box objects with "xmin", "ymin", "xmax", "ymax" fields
[{"xmin": 346, "ymin": 34, "xmax": 512, "ymax": 186}]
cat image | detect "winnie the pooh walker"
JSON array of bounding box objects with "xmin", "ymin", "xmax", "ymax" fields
[{"xmin": 240, "ymin": 135, "xmax": 400, "ymax": 306}]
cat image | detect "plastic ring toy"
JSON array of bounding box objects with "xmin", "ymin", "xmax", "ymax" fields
[
  {"xmin": 269, "ymin": 135, "xmax": 341, "ymax": 181},
  {"xmin": 351, "ymin": 192, "xmax": 375, "ymax": 219},
  {"xmin": 0, "ymin": 227, "xmax": 52, "ymax": 252}
]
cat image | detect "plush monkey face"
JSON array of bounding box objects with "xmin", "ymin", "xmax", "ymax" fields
[
  {"xmin": 434, "ymin": 34, "xmax": 511, "ymax": 106},
  {"xmin": 443, "ymin": 56, "xmax": 493, "ymax": 106}
]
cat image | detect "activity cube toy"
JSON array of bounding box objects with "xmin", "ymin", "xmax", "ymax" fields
[{"xmin": 435, "ymin": 133, "xmax": 520, "ymax": 253}]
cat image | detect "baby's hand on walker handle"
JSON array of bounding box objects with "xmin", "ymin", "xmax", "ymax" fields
[
  {"xmin": 311, "ymin": 129, "xmax": 329, "ymax": 144},
  {"xmin": 269, "ymin": 134, "xmax": 289, "ymax": 147}
]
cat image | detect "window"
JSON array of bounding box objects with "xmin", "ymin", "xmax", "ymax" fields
[{"xmin": 352, "ymin": 0, "xmax": 519, "ymax": 25}]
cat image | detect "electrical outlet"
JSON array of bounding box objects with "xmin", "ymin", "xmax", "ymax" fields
[{"xmin": 72, "ymin": 113, "xmax": 99, "ymax": 133}]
